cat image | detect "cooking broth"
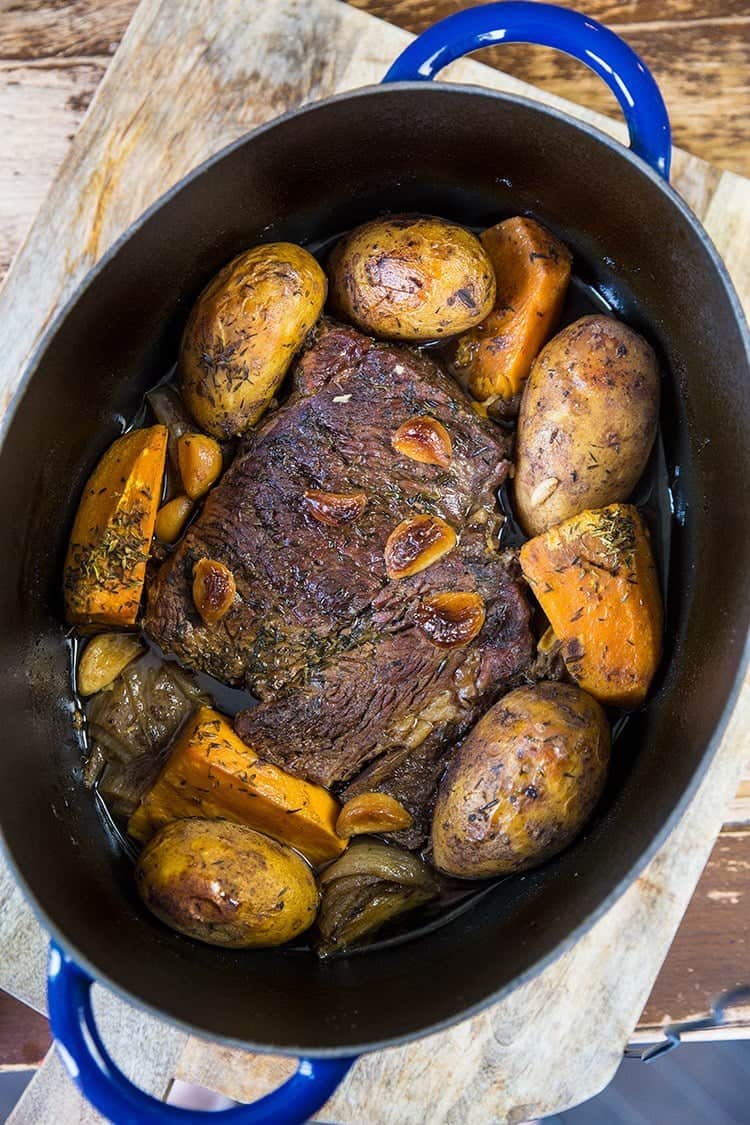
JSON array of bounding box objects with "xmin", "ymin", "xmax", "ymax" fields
[{"xmin": 70, "ymin": 230, "xmax": 674, "ymax": 956}]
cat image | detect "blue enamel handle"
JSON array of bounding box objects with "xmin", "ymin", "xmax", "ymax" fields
[
  {"xmin": 48, "ymin": 944, "xmax": 355, "ymax": 1125},
  {"xmin": 383, "ymin": 1, "xmax": 671, "ymax": 179}
]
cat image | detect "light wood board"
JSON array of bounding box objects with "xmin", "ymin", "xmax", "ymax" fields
[{"xmin": 1, "ymin": 0, "xmax": 749, "ymax": 1120}]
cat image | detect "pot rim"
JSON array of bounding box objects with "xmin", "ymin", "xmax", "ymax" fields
[{"xmin": 1, "ymin": 79, "xmax": 749, "ymax": 1056}]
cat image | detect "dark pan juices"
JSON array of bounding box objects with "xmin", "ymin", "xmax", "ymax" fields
[{"xmin": 70, "ymin": 221, "xmax": 674, "ymax": 956}]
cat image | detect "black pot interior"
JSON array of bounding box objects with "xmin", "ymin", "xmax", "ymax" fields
[{"xmin": 1, "ymin": 86, "xmax": 748, "ymax": 1053}]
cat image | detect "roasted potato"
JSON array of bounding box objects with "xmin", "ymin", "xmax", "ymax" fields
[
  {"xmin": 432, "ymin": 683, "xmax": 610, "ymax": 878},
  {"xmin": 514, "ymin": 315, "xmax": 660, "ymax": 536},
  {"xmin": 328, "ymin": 214, "xmax": 496, "ymax": 341},
  {"xmin": 180, "ymin": 243, "xmax": 327, "ymax": 439},
  {"xmin": 135, "ymin": 818, "xmax": 319, "ymax": 948}
]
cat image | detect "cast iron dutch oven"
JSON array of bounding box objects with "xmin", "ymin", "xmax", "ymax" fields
[{"xmin": 1, "ymin": 3, "xmax": 749, "ymax": 1121}]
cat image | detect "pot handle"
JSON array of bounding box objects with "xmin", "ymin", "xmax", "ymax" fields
[
  {"xmin": 382, "ymin": 0, "xmax": 671, "ymax": 179},
  {"xmin": 48, "ymin": 943, "xmax": 355, "ymax": 1125}
]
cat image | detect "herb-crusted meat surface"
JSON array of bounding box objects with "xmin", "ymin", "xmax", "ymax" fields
[{"xmin": 144, "ymin": 320, "xmax": 533, "ymax": 798}]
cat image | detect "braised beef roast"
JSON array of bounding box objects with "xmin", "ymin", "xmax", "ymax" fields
[{"xmin": 145, "ymin": 321, "xmax": 533, "ymax": 840}]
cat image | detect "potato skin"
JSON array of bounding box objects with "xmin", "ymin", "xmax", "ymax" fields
[
  {"xmin": 135, "ymin": 818, "xmax": 319, "ymax": 948},
  {"xmin": 432, "ymin": 683, "xmax": 610, "ymax": 878},
  {"xmin": 514, "ymin": 315, "xmax": 659, "ymax": 537},
  {"xmin": 180, "ymin": 243, "xmax": 327, "ymax": 439},
  {"xmin": 328, "ymin": 215, "xmax": 496, "ymax": 341}
]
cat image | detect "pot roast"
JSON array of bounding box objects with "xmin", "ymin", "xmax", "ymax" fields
[{"xmin": 144, "ymin": 320, "xmax": 534, "ymax": 838}]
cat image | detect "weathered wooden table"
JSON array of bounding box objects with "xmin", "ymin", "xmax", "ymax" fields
[{"xmin": 0, "ymin": 0, "xmax": 749, "ymax": 1109}]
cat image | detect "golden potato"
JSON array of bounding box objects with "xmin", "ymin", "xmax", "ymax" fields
[
  {"xmin": 514, "ymin": 315, "xmax": 660, "ymax": 536},
  {"xmin": 180, "ymin": 243, "xmax": 327, "ymax": 439},
  {"xmin": 432, "ymin": 683, "xmax": 610, "ymax": 879},
  {"xmin": 135, "ymin": 818, "xmax": 318, "ymax": 948},
  {"xmin": 328, "ymin": 215, "xmax": 496, "ymax": 341}
]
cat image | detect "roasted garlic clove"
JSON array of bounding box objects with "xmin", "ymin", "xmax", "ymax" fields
[
  {"xmin": 415, "ymin": 591, "xmax": 486, "ymax": 648},
  {"xmin": 177, "ymin": 433, "xmax": 223, "ymax": 500},
  {"xmin": 303, "ymin": 489, "xmax": 367, "ymax": 526},
  {"xmin": 77, "ymin": 633, "xmax": 145, "ymax": 696},
  {"xmin": 192, "ymin": 558, "xmax": 236, "ymax": 625},
  {"xmin": 155, "ymin": 495, "xmax": 193, "ymax": 544},
  {"xmin": 391, "ymin": 415, "xmax": 452, "ymax": 469},
  {"xmin": 384, "ymin": 515, "xmax": 457, "ymax": 579},
  {"xmin": 335, "ymin": 792, "xmax": 413, "ymax": 839}
]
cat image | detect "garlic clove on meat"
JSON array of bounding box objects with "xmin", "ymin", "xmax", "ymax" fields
[
  {"xmin": 303, "ymin": 489, "xmax": 367, "ymax": 526},
  {"xmin": 192, "ymin": 558, "xmax": 236, "ymax": 625},
  {"xmin": 415, "ymin": 591, "xmax": 486, "ymax": 648},
  {"xmin": 391, "ymin": 415, "xmax": 452, "ymax": 469},
  {"xmin": 384, "ymin": 515, "xmax": 457, "ymax": 579}
]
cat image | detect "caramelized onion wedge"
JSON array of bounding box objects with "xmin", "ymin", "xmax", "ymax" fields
[
  {"xmin": 316, "ymin": 840, "xmax": 438, "ymax": 958},
  {"xmin": 416, "ymin": 591, "xmax": 486, "ymax": 648},
  {"xmin": 392, "ymin": 416, "xmax": 452, "ymax": 469},
  {"xmin": 335, "ymin": 792, "xmax": 413, "ymax": 839},
  {"xmin": 303, "ymin": 489, "xmax": 367, "ymax": 526},
  {"xmin": 318, "ymin": 842, "xmax": 433, "ymax": 888},
  {"xmin": 385, "ymin": 514, "xmax": 457, "ymax": 579},
  {"xmin": 192, "ymin": 558, "xmax": 236, "ymax": 625},
  {"xmin": 147, "ymin": 385, "xmax": 194, "ymax": 471},
  {"xmin": 86, "ymin": 657, "xmax": 210, "ymax": 816}
]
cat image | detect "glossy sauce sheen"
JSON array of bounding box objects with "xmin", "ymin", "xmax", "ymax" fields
[{"xmin": 75, "ymin": 226, "xmax": 673, "ymax": 955}]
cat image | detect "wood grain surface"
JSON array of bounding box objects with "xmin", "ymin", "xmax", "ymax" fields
[
  {"xmin": 0, "ymin": 993, "xmax": 50, "ymax": 1071},
  {"xmin": 0, "ymin": 0, "xmax": 749, "ymax": 1118},
  {"xmin": 640, "ymin": 827, "xmax": 750, "ymax": 1033}
]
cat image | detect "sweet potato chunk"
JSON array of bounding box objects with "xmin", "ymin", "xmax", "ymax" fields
[
  {"xmin": 128, "ymin": 707, "xmax": 346, "ymax": 865},
  {"xmin": 519, "ymin": 504, "xmax": 663, "ymax": 709},
  {"xmin": 64, "ymin": 425, "xmax": 168, "ymax": 626},
  {"xmin": 452, "ymin": 217, "xmax": 572, "ymax": 403}
]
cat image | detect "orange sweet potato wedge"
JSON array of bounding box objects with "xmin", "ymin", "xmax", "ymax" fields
[
  {"xmin": 452, "ymin": 216, "xmax": 572, "ymax": 404},
  {"xmin": 64, "ymin": 425, "xmax": 168, "ymax": 626},
  {"xmin": 128, "ymin": 707, "xmax": 346, "ymax": 865},
  {"xmin": 520, "ymin": 504, "xmax": 663, "ymax": 709}
]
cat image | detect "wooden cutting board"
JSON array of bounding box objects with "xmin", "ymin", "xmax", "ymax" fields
[{"xmin": 1, "ymin": 1, "xmax": 749, "ymax": 1121}]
